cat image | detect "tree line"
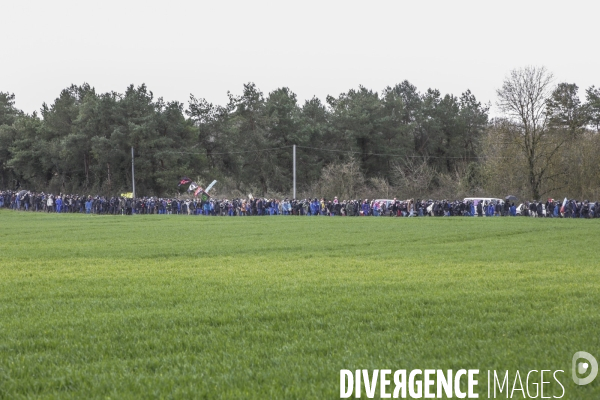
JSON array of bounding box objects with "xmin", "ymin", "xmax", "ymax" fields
[{"xmin": 1, "ymin": 67, "xmax": 599, "ymax": 200}]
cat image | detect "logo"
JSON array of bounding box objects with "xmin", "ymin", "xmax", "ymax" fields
[{"xmin": 572, "ymin": 351, "xmax": 598, "ymax": 385}]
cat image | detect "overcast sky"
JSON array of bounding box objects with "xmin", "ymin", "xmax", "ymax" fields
[{"xmin": 3, "ymin": 0, "xmax": 598, "ymax": 116}]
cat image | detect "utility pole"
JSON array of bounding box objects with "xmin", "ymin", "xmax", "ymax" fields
[
  {"xmin": 293, "ymin": 144, "xmax": 296, "ymax": 200},
  {"xmin": 131, "ymin": 146, "xmax": 136, "ymax": 200}
]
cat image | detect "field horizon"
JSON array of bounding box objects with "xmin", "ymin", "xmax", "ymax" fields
[{"xmin": 0, "ymin": 211, "xmax": 599, "ymax": 399}]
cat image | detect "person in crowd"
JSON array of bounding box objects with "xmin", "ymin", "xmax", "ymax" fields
[
  {"xmin": 361, "ymin": 199, "xmax": 369, "ymax": 216},
  {"xmin": 46, "ymin": 195, "xmax": 54, "ymax": 213}
]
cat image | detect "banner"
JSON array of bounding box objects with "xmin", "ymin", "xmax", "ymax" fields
[
  {"xmin": 121, "ymin": 192, "xmax": 133, "ymax": 198},
  {"xmin": 205, "ymin": 180, "xmax": 217, "ymax": 193},
  {"xmin": 188, "ymin": 182, "xmax": 199, "ymax": 192}
]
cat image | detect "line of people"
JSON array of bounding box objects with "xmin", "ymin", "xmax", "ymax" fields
[{"xmin": 2, "ymin": 190, "xmax": 599, "ymax": 218}]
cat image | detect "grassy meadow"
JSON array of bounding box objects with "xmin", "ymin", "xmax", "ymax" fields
[{"xmin": 0, "ymin": 211, "xmax": 599, "ymax": 399}]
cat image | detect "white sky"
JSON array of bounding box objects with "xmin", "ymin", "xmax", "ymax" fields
[{"xmin": 3, "ymin": 0, "xmax": 599, "ymax": 116}]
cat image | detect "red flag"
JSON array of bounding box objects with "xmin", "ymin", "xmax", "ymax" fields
[{"xmin": 178, "ymin": 177, "xmax": 192, "ymax": 186}]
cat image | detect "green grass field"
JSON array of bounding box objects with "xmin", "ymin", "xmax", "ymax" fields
[{"xmin": 0, "ymin": 211, "xmax": 599, "ymax": 399}]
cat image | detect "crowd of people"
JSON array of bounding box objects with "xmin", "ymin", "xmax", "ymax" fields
[{"xmin": 1, "ymin": 190, "xmax": 599, "ymax": 218}]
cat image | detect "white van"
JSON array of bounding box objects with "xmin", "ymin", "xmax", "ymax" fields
[
  {"xmin": 374, "ymin": 199, "xmax": 396, "ymax": 208},
  {"xmin": 463, "ymin": 197, "xmax": 503, "ymax": 216},
  {"xmin": 463, "ymin": 197, "xmax": 503, "ymax": 205}
]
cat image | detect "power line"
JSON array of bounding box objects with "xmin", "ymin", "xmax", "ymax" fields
[
  {"xmin": 296, "ymin": 145, "xmax": 485, "ymax": 159},
  {"xmin": 147, "ymin": 146, "xmax": 291, "ymax": 156},
  {"xmin": 147, "ymin": 144, "xmax": 516, "ymax": 160}
]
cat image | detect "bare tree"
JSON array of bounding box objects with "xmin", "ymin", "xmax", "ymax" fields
[
  {"xmin": 496, "ymin": 66, "xmax": 566, "ymax": 199},
  {"xmin": 314, "ymin": 157, "xmax": 367, "ymax": 199},
  {"xmin": 392, "ymin": 157, "xmax": 436, "ymax": 198}
]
